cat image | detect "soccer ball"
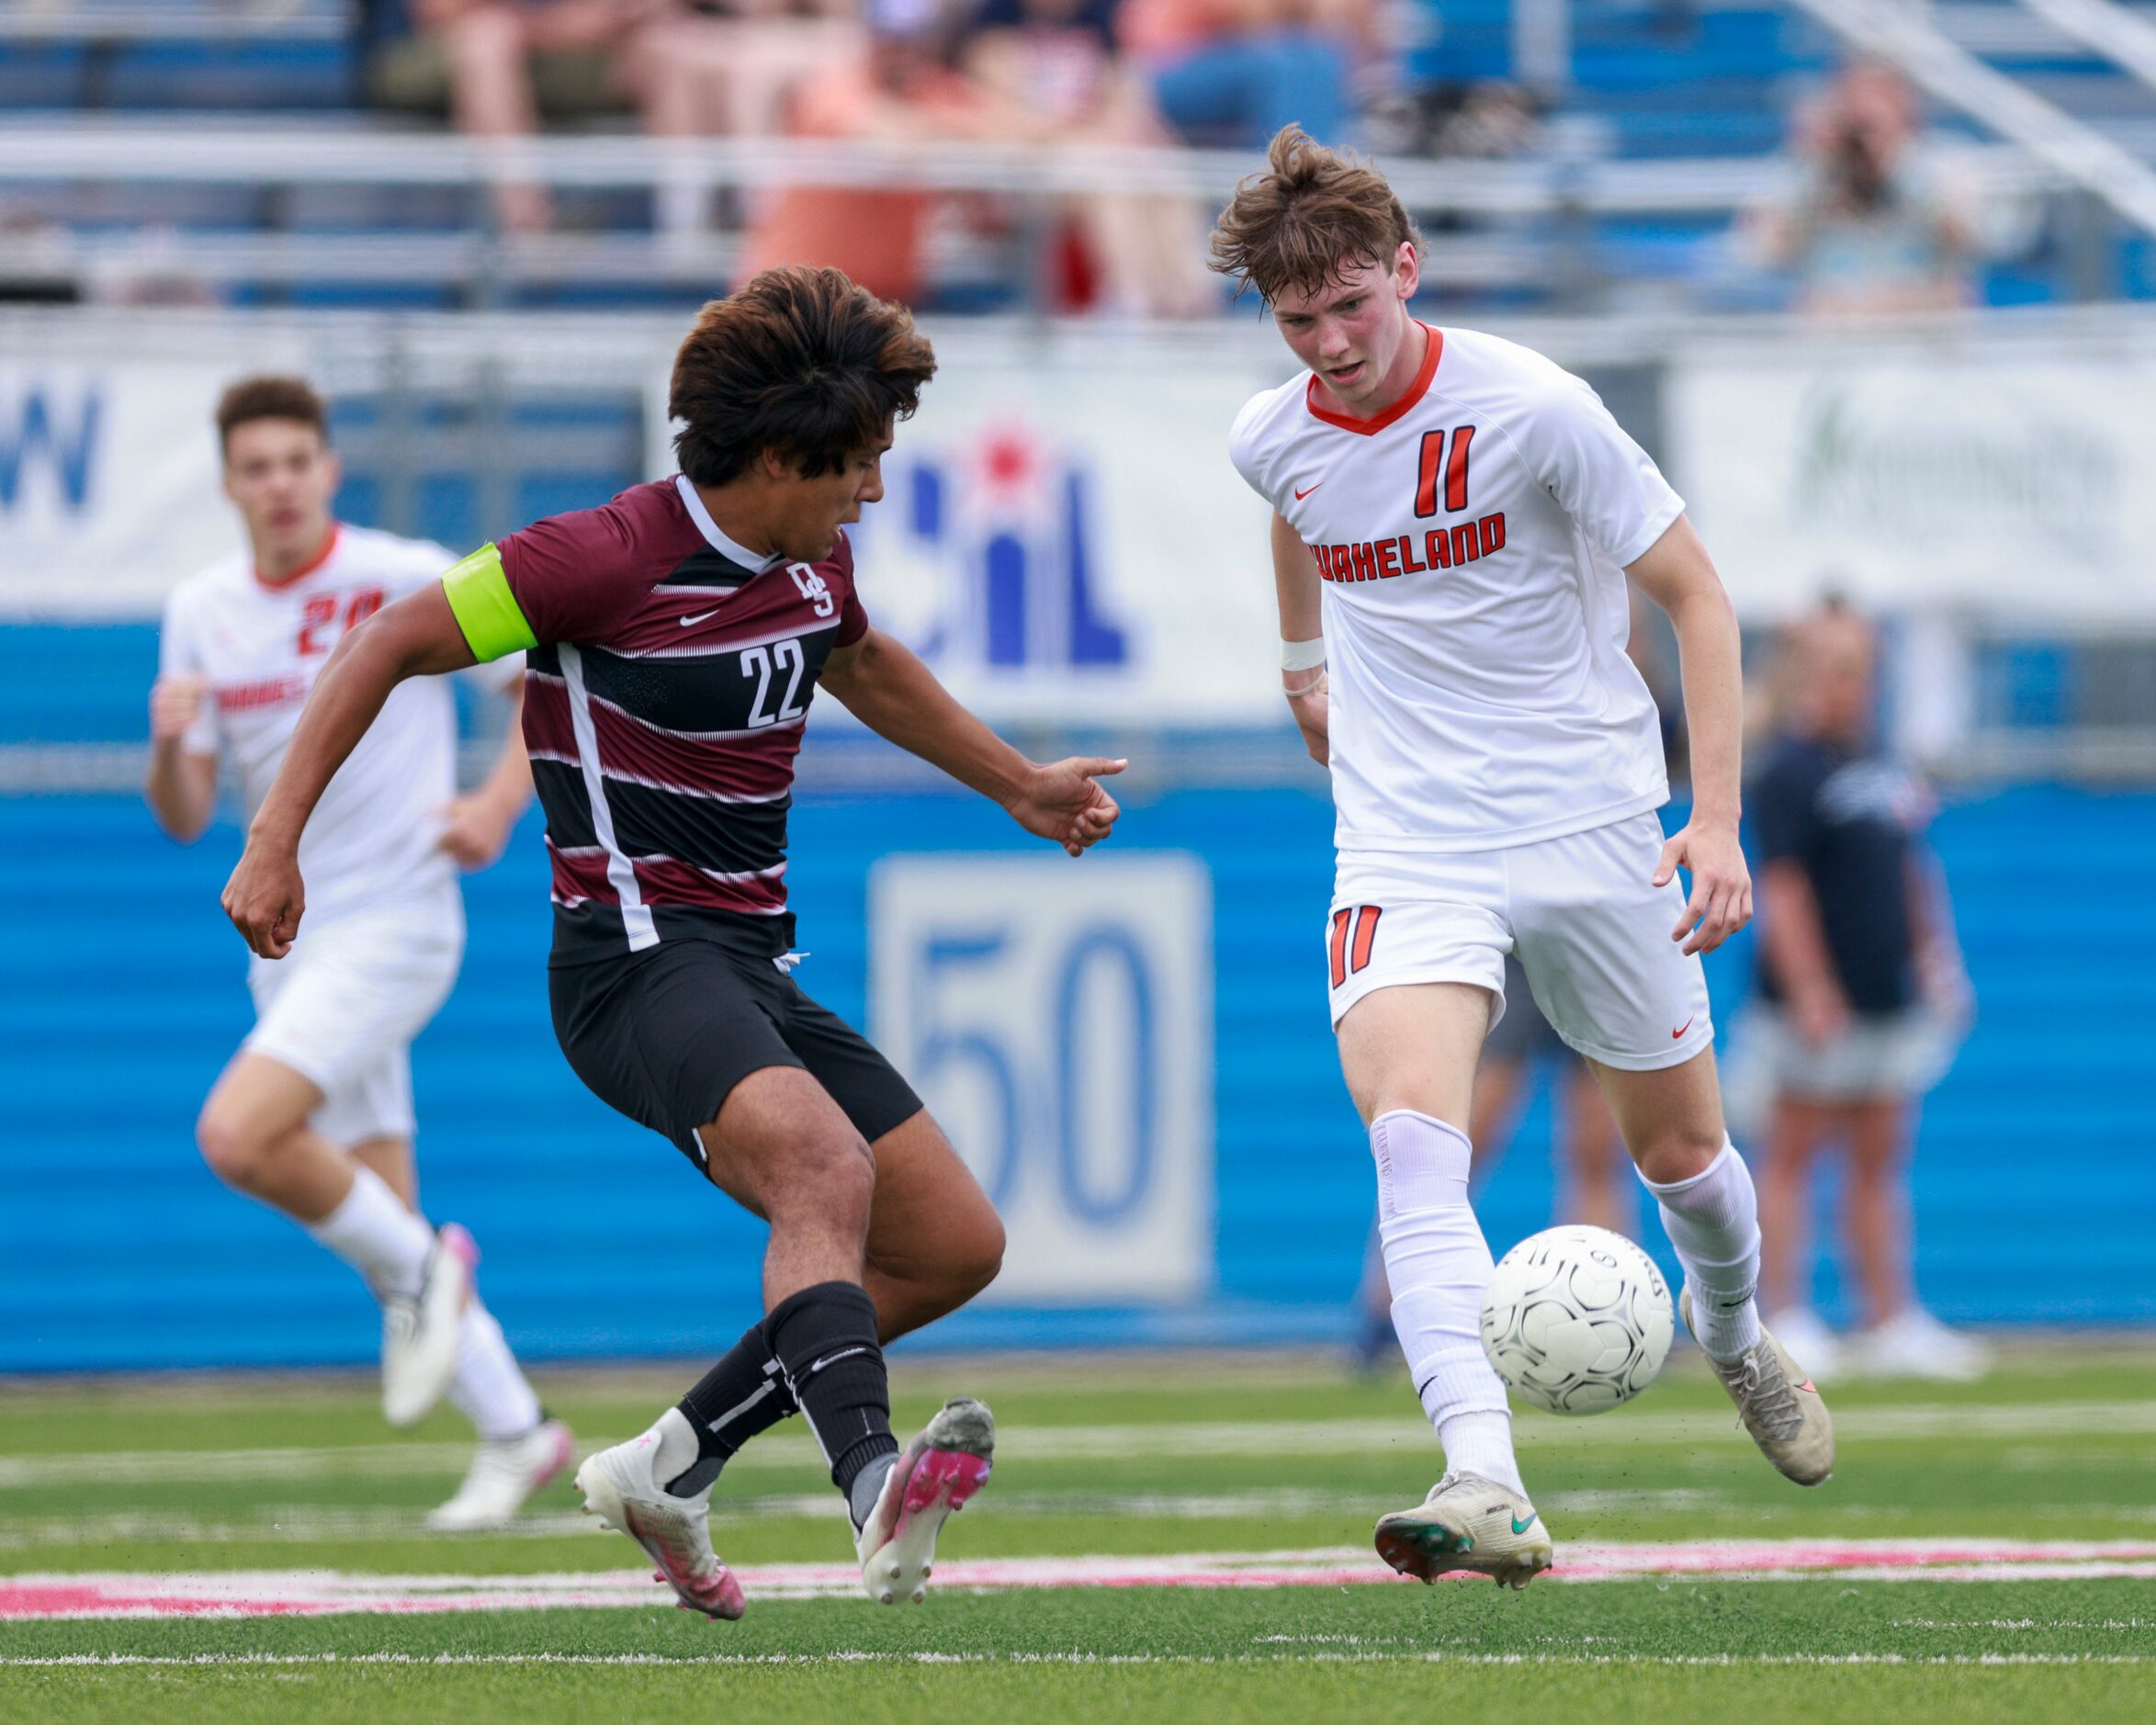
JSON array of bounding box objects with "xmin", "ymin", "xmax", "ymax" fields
[{"xmin": 1480, "ymin": 1224, "xmax": 1673, "ymax": 1415}]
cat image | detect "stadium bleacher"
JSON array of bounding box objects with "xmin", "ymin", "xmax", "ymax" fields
[{"xmin": 4, "ymin": 0, "xmax": 2152, "ymax": 310}]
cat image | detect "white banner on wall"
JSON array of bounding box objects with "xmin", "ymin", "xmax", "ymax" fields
[
  {"xmin": 1668, "ymin": 337, "xmax": 2156, "ymax": 622},
  {"xmin": 870, "ymin": 851, "xmax": 1213, "ymax": 1304},
  {"xmin": 656, "ymin": 326, "xmax": 1289, "ymax": 725},
  {"xmin": 1, "ymin": 342, "xmax": 303, "ymax": 617}
]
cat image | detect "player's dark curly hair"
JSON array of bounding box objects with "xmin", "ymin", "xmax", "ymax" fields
[
  {"xmin": 216, "ymin": 375, "xmax": 329, "ymax": 453},
  {"xmin": 1209, "ymin": 125, "xmax": 1424, "ymax": 304},
  {"xmin": 671, "ymin": 266, "xmax": 938, "ymax": 488}
]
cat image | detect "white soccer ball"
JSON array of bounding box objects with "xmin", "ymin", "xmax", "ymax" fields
[{"xmin": 1480, "ymin": 1224, "xmax": 1673, "ymax": 1415}]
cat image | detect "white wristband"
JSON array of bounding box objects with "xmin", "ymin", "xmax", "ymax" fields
[{"xmin": 1280, "ymin": 637, "xmax": 1326, "ymax": 672}]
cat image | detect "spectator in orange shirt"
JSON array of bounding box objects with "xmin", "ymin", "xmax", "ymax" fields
[{"xmin": 739, "ymin": 0, "xmax": 996, "ymax": 307}]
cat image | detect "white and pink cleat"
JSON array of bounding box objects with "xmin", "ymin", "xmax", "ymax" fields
[
  {"xmin": 855, "ymin": 1396, "xmax": 996, "ymax": 1606},
  {"xmin": 575, "ymin": 1431, "xmax": 747, "ymax": 1620}
]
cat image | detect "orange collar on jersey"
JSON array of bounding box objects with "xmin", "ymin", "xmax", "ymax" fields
[
  {"xmin": 254, "ymin": 523, "xmax": 342, "ymax": 591},
  {"xmin": 1304, "ymin": 323, "xmax": 1443, "ymax": 436}
]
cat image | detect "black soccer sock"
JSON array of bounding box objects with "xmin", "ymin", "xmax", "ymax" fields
[
  {"xmin": 762, "ymin": 1280, "xmax": 899, "ymax": 1514},
  {"xmin": 666, "ymin": 1322, "xmax": 799, "ymax": 1497}
]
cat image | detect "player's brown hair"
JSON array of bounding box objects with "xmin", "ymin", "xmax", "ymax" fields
[
  {"xmin": 215, "ymin": 375, "xmax": 330, "ymax": 454},
  {"xmin": 671, "ymin": 266, "xmax": 938, "ymax": 488},
  {"xmin": 1209, "ymin": 125, "xmax": 1424, "ymax": 303}
]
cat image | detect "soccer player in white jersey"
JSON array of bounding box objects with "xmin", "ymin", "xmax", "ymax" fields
[
  {"xmin": 1213, "ymin": 129, "xmax": 1834, "ymax": 1587},
  {"xmin": 145, "ymin": 377, "xmax": 570, "ymax": 1529}
]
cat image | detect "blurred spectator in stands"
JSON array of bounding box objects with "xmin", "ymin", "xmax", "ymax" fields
[
  {"xmin": 1367, "ymin": 78, "xmax": 1542, "ymax": 163},
  {"xmin": 1121, "ymin": 0, "xmax": 1371, "ymax": 152},
  {"xmin": 376, "ymin": 1, "xmax": 693, "ymax": 234},
  {"xmin": 1745, "ymin": 62, "xmax": 1978, "ymax": 318},
  {"xmin": 1740, "ymin": 600, "xmax": 1986, "ymax": 1381},
  {"xmin": 964, "ymin": 0, "xmax": 1215, "ymax": 316},
  {"xmin": 737, "ymin": 0, "xmax": 996, "ymax": 306}
]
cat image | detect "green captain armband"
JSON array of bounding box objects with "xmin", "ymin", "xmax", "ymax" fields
[{"xmin": 440, "ymin": 543, "xmax": 537, "ymax": 662}]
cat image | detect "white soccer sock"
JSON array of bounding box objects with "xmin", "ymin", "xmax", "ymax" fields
[
  {"xmin": 446, "ymin": 1302, "xmax": 544, "ymax": 1442},
  {"xmin": 1642, "ymin": 1140, "xmax": 1764, "ymax": 1364},
  {"xmin": 305, "ymin": 1164, "xmax": 434, "ymax": 1303},
  {"xmin": 1372, "ymin": 1110, "xmax": 1527, "ymax": 1498}
]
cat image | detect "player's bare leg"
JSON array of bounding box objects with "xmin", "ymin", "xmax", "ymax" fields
[
  {"xmin": 196, "ymin": 1053, "xmax": 356, "ymax": 1223},
  {"xmin": 579, "ymin": 1068, "xmax": 995, "ymax": 1614},
  {"xmin": 195, "ymin": 1056, "xmax": 547, "ymax": 1459},
  {"xmin": 1342, "ymin": 984, "xmax": 1553, "ymax": 1587},
  {"xmin": 1595, "ymin": 1050, "xmax": 1834, "ymax": 1484},
  {"xmin": 860, "ymin": 1110, "xmax": 1006, "ymax": 1340}
]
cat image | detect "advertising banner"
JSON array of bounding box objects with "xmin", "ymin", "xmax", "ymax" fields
[
  {"xmin": 1666, "ymin": 335, "xmax": 2156, "ymax": 622},
  {"xmin": 1, "ymin": 343, "xmax": 304, "ymax": 617},
  {"xmin": 869, "ymin": 851, "xmax": 1214, "ymax": 1303}
]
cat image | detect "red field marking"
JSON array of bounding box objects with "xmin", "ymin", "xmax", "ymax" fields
[{"xmin": 6, "ymin": 1541, "xmax": 2156, "ymax": 1619}]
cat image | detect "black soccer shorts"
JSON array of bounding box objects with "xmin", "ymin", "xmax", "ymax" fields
[{"xmin": 548, "ymin": 938, "xmax": 924, "ymax": 1170}]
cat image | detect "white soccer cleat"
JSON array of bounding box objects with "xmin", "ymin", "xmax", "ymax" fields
[
  {"xmin": 1374, "ymin": 1471, "xmax": 1554, "ymax": 1590},
  {"xmin": 425, "ymin": 1417, "xmax": 576, "ymax": 1532},
  {"xmin": 575, "ymin": 1432, "xmax": 746, "ymax": 1620},
  {"xmin": 855, "ymin": 1397, "xmax": 995, "ymax": 1606},
  {"xmin": 381, "ymin": 1224, "xmax": 474, "ymax": 1428},
  {"xmin": 1682, "ymin": 1287, "xmax": 1835, "ymax": 1486},
  {"xmin": 1850, "ymin": 1306, "xmax": 1993, "ymax": 1381}
]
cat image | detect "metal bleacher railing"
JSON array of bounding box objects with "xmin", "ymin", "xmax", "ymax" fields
[
  {"xmin": 0, "ymin": 1, "xmax": 349, "ymax": 40},
  {"xmin": 0, "ymin": 123, "xmax": 2072, "ymax": 308}
]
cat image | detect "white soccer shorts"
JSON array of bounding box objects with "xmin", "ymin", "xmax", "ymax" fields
[
  {"xmin": 244, "ymin": 883, "xmax": 466, "ymax": 1145},
  {"xmin": 1326, "ymin": 811, "xmax": 1713, "ymax": 1071}
]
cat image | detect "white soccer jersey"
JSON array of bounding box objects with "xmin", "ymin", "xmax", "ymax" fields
[
  {"xmin": 1230, "ymin": 323, "xmax": 1685, "ymax": 854},
  {"xmin": 158, "ymin": 524, "xmax": 520, "ymax": 925}
]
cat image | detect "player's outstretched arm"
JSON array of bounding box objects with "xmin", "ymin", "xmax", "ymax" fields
[
  {"xmin": 1627, "ymin": 515, "xmax": 1752, "ymax": 956},
  {"xmin": 820, "ymin": 626, "xmax": 1124, "ymax": 857},
  {"xmin": 1270, "ymin": 513, "xmax": 1328, "ymax": 764},
  {"xmin": 223, "ymin": 583, "xmax": 480, "ymax": 958}
]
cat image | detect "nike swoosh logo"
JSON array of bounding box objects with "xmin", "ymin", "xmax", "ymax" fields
[
  {"xmin": 1797, "ymin": 1381, "xmax": 1816, "ymax": 1394},
  {"xmin": 680, "ymin": 608, "xmax": 721, "ymax": 627},
  {"xmin": 807, "ymin": 1345, "xmax": 870, "ymax": 1374},
  {"xmin": 1294, "ymin": 483, "xmax": 1324, "ymax": 501},
  {"xmin": 1672, "ymin": 1017, "xmax": 1694, "ymax": 1040},
  {"xmin": 1511, "ymin": 1512, "xmax": 1538, "ymax": 1535}
]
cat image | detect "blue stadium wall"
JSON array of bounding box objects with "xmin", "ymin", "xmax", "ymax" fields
[{"xmin": 3, "ymin": 711, "xmax": 2151, "ymax": 1371}]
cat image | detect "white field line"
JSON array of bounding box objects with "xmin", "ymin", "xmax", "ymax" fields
[
  {"xmin": 6, "ymin": 1400, "xmax": 2153, "ymax": 1490},
  {"xmin": 2, "ymin": 1652, "xmax": 2153, "ymax": 1669},
  {"xmin": 6, "ymin": 1541, "xmax": 2156, "ymax": 1617},
  {"xmin": 3, "ymin": 1489, "xmax": 1722, "ymax": 1550}
]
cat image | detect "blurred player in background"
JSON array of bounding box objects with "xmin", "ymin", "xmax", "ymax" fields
[
  {"xmin": 220, "ymin": 269, "xmax": 1123, "ymax": 1618},
  {"xmin": 146, "ymin": 376, "xmax": 568, "ymax": 1532},
  {"xmin": 1744, "ymin": 600, "xmax": 1983, "ymax": 1381},
  {"xmin": 1216, "ymin": 127, "xmax": 1834, "ymax": 1589}
]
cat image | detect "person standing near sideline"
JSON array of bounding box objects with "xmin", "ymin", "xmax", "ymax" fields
[{"xmin": 1745, "ymin": 601, "xmax": 1984, "ymax": 1381}]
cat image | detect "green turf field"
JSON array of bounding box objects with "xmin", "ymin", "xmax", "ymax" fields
[{"xmin": 3, "ymin": 1343, "xmax": 2151, "ymax": 1722}]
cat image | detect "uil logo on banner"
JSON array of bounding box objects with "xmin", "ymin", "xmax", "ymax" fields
[
  {"xmin": 870, "ymin": 852, "xmax": 1213, "ymax": 1303},
  {"xmin": 851, "ymin": 421, "xmax": 1132, "ymax": 676}
]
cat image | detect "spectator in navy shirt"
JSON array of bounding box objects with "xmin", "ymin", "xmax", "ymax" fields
[{"xmin": 1742, "ymin": 601, "xmax": 1986, "ymax": 1382}]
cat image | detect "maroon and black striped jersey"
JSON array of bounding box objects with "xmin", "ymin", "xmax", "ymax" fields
[{"xmin": 497, "ymin": 475, "xmax": 869, "ymax": 964}]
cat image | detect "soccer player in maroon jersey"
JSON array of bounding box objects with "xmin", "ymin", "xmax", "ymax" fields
[{"xmin": 222, "ymin": 265, "xmax": 1125, "ymax": 1616}]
